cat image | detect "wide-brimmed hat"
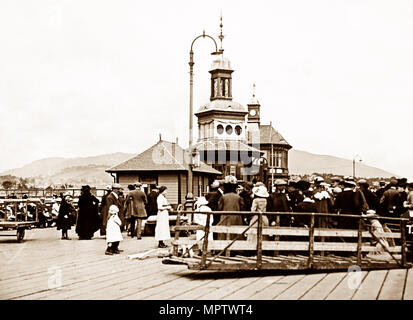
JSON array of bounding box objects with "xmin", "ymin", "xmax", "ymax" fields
[
  {"xmin": 195, "ymin": 196, "xmax": 209, "ymax": 207},
  {"xmin": 112, "ymin": 183, "xmax": 123, "ymax": 189},
  {"xmin": 358, "ymin": 179, "xmax": 368, "ymax": 186},
  {"xmin": 210, "ymin": 180, "xmax": 220, "ymax": 188},
  {"xmin": 343, "ymin": 180, "xmax": 356, "ymax": 187},
  {"xmin": 224, "ymin": 175, "xmax": 238, "ymax": 185},
  {"xmin": 252, "ymin": 185, "xmax": 269, "ymax": 198},
  {"xmin": 274, "ymin": 179, "xmax": 287, "ymax": 186},
  {"xmin": 158, "ymin": 185, "xmax": 168, "ymax": 194},
  {"xmin": 109, "ymin": 204, "xmax": 119, "ymax": 214},
  {"xmin": 390, "ymin": 178, "xmax": 398, "ymax": 186},
  {"xmin": 135, "ymin": 181, "xmax": 142, "ymax": 187},
  {"xmin": 407, "ymin": 178, "xmax": 413, "ymax": 186},
  {"xmin": 313, "ymin": 176, "xmax": 324, "ymax": 184}
]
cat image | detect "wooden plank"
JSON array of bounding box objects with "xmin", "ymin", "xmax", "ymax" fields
[
  {"xmin": 326, "ymin": 271, "xmax": 368, "ymax": 300},
  {"xmin": 209, "ymin": 226, "xmax": 400, "ymax": 238},
  {"xmin": 404, "ymin": 268, "xmax": 413, "ymax": 300},
  {"xmin": 275, "ymin": 273, "xmax": 327, "ymax": 300},
  {"xmin": 248, "ymin": 274, "xmax": 306, "ymax": 299},
  {"xmin": 222, "ymin": 275, "xmax": 284, "ymax": 300},
  {"xmin": 352, "ymin": 270, "xmax": 388, "ymax": 300},
  {"xmin": 308, "ymin": 214, "xmax": 315, "ymax": 268},
  {"xmin": 377, "ymin": 269, "xmax": 407, "ymax": 300},
  {"xmin": 180, "ymin": 277, "xmax": 241, "ymax": 300},
  {"xmin": 200, "ymin": 276, "xmax": 266, "ymax": 300},
  {"xmin": 300, "ymin": 272, "xmax": 348, "ymax": 300}
]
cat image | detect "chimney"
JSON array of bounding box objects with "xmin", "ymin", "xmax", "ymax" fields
[{"xmin": 172, "ymin": 140, "xmax": 176, "ymax": 159}]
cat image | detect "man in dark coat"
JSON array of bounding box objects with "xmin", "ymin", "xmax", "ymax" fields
[
  {"xmin": 145, "ymin": 185, "xmax": 159, "ymax": 217},
  {"xmin": 217, "ymin": 177, "xmax": 245, "ymax": 240},
  {"xmin": 295, "ymin": 190, "xmax": 318, "ymax": 228},
  {"xmin": 76, "ymin": 185, "xmax": 100, "ymax": 240},
  {"xmin": 267, "ymin": 179, "xmax": 291, "ymax": 226},
  {"xmin": 206, "ymin": 180, "xmax": 224, "ymax": 226},
  {"xmin": 125, "ymin": 182, "xmax": 147, "ymax": 239},
  {"xmin": 358, "ymin": 179, "xmax": 378, "ymax": 211},
  {"xmin": 238, "ymin": 182, "xmax": 253, "ymax": 225},
  {"xmin": 99, "ymin": 185, "xmax": 111, "ymax": 236},
  {"xmin": 334, "ymin": 180, "xmax": 364, "ymax": 229},
  {"xmin": 101, "ymin": 183, "xmax": 125, "ymax": 236},
  {"xmin": 380, "ymin": 179, "xmax": 403, "ymax": 217}
]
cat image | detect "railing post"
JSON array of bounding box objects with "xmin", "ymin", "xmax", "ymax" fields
[
  {"xmin": 173, "ymin": 210, "xmax": 182, "ymax": 256},
  {"xmin": 307, "ymin": 213, "xmax": 315, "ymax": 269},
  {"xmin": 200, "ymin": 212, "xmax": 211, "ymax": 269},
  {"xmin": 401, "ymin": 219, "xmax": 407, "ymax": 267},
  {"xmin": 274, "ymin": 214, "xmax": 280, "ymax": 257},
  {"xmin": 357, "ymin": 217, "xmax": 363, "ymax": 266},
  {"xmin": 256, "ymin": 212, "xmax": 263, "ymax": 270}
]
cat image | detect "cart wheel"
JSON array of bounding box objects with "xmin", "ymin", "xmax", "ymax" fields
[{"xmin": 17, "ymin": 228, "xmax": 25, "ymax": 242}]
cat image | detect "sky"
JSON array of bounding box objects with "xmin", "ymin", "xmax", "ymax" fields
[{"xmin": 0, "ymin": 0, "xmax": 412, "ymax": 177}]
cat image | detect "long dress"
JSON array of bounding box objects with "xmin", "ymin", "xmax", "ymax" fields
[
  {"xmin": 56, "ymin": 200, "xmax": 76, "ymax": 231},
  {"xmin": 247, "ymin": 197, "xmax": 269, "ymax": 242},
  {"xmin": 76, "ymin": 194, "xmax": 100, "ymax": 239},
  {"xmin": 155, "ymin": 194, "xmax": 171, "ymax": 241},
  {"xmin": 193, "ymin": 205, "xmax": 213, "ymax": 241}
]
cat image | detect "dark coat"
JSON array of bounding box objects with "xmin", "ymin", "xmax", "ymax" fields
[
  {"xmin": 125, "ymin": 189, "xmax": 147, "ymax": 219},
  {"xmin": 75, "ymin": 194, "xmax": 100, "ymax": 238},
  {"xmin": 56, "ymin": 199, "xmax": 76, "ymax": 230},
  {"xmin": 102, "ymin": 192, "xmax": 125, "ymax": 229},
  {"xmin": 380, "ymin": 187, "xmax": 403, "ymax": 217},
  {"xmin": 146, "ymin": 191, "xmax": 159, "ymax": 216},
  {"xmin": 334, "ymin": 189, "xmax": 364, "ymax": 229},
  {"xmin": 207, "ymin": 189, "xmax": 223, "ymax": 225},
  {"xmin": 217, "ymin": 192, "xmax": 244, "ymax": 240},
  {"xmin": 360, "ymin": 187, "xmax": 378, "ymax": 211},
  {"xmin": 267, "ymin": 192, "xmax": 290, "ymax": 226},
  {"xmin": 295, "ymin": 200, "xmax": 318, "ymax": 227}
]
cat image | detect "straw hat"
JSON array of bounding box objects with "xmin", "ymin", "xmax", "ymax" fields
[
  {"xmin": 274, "ymin": 179, "xmax": 287, "ymax": 186},
  {"xmin": 252, "ymin": 185, "xmax": 269, "ymax": 198},
  {"xmin": 210, "ymin": 180, "xmax": 220, "ymax": 188},
  {"xmin": 195, "ymin": 196, "xmax": 209, "ymax": 207},
  {"xmin": 112, "ymin": 183, "xmax": 123, "ymax": 189},
  {"xmin": 224, "ymin": 175, "xmax": 238, "ymax": 185}
]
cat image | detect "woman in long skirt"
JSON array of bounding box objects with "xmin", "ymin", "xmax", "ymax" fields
[
  {"xmin": 76, "ymin": 185, "xmax": 100, "ymax": 240},
  {"xmin": 155, "ymin": 186, "xmax": 172, "ymax": 248}
]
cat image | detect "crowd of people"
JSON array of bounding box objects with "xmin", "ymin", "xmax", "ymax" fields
[
  {"xmin": 194, "ymin": 175, "xmax": 413, "ymax": 243},
  {"xmin": 1, "ymin": 175, "xmax": 412, "ymax": 257}
]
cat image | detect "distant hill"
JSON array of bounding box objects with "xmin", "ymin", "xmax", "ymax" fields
[
  {"xmin": 0, "ymin": 149, "xmax": 396, "ymax": 187},
  {"xmin": 289, "ymin": 149, "xmax": 395, "ymax": 178}
]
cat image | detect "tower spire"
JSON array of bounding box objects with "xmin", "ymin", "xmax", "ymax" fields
[
  {"xmin": 219, "ymin": 12, "xmax": 224, "ymax": 53},
  {"xmin": 252, "ymin": 83, "xmax": 256, "ymax": 98}
]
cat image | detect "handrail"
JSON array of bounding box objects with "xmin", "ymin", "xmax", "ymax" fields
[{"xmin": 169, "ymin": 210, "xmax": 411, "ymax": 222}]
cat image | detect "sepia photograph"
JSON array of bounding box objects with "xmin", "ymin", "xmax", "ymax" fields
[{"xmin": 0, "ymin": 0, "xmax": 412, "ymax": 309}]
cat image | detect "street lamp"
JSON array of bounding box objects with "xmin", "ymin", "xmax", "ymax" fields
[
  {"xmin": 186, "ymin": 30, "xmax": 221, "ymax": 211},
  {"xmin": 353, "ymin": 154, "xmax": 362, "ymax": 178}
]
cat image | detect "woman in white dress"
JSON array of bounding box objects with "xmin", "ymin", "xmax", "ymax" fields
[{"xmin": 155, "ymin": 186, "xmax": 172, "ymax": 248}]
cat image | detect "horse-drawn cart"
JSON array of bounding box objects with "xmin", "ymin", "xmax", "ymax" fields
[
  {"xmin": 0, "ymin": 198, "xmax": 40, "ymax": 242},
  {"xmin": 163, "ymin": 210, "xmax": 412, "ymax": 272}
]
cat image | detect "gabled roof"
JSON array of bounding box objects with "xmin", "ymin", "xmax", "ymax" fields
[
  {"xmin": 248, "ymin": 124, "xmax": 291, "ymax": 147},
  {"xmin": 106, "ymin": 140, "xmax": 221, "ymax": 175}
]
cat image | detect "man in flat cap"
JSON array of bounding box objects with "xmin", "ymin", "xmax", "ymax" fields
[{"xmin": 101, "ymin": 183, "xmax": 125, "ymax": 237}]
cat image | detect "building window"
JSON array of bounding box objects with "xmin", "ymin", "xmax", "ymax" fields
[
  {"xmin": 214, "ymin": 79, "xmax": 218, "ymax": 97},
  {"xmin": 217, "ymin": 124, "xmax": 224, "ymax": 135},
  {"xmin": 276, "ymin": 152, "xmax": 282, "ymax": 168},
  {"xmin": 225, "ymin": 79, "xmax": 229, "ymax": 97},
  {"xmin": 235, "ymin": 125, "xmax": 242, "ymax": 135},
  {"xmin": 225, "ymin": 125, "xmax": 233, "ymax": 135}
]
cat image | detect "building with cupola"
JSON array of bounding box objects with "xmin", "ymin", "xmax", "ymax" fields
[{"xmin": 194, "ymin": 24, "xmax": 292, "ymax": 188}]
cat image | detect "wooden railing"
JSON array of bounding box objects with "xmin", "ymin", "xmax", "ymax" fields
[{"xmin": 170, "ymin": 210, "xmax": 411, "ymax": 270}]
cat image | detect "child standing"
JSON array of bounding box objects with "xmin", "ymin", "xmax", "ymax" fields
[{"xmin": 105, "ymin": 205, "xmax": 123, "ymax": 255}]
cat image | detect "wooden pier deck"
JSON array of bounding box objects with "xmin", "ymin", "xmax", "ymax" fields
[{"xmin": 1, "ymin": 228, "xmax": 412, "ymax": 300}]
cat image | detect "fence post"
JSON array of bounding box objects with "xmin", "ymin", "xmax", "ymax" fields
[
  {"xmin": 274, "ymin": 214, "xmax": 280, "ymax": 257},
  {"xmin": 256, "ymin": 212, "xmax": 263, "ymax": 270},
  {"xmin": 201, "ymin": 212, "xmax": 211, "ymax": 269},
  {"xmin": 357, "ymin": 217, "xmax": 363, "ymax": 266},
  {"xmin": 400, "ymin": 219, "xmax": 407, "ymax": 267},
  {"xmin": 307, "ymin": 213, "xmax": 315, "ymax": 269},
  {"xmin": 173, "ymin": 209, "xmax": 181, "ymax": 256}
]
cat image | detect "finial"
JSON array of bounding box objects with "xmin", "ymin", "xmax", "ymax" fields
[
  {"xmin": 219, "ymin": 12, "xmax": 224, "ymax": 52},
  {"xmin": 202, "ymin": 29, "xmax": 205, "ymax": 37},
  {"xmin": 159, "ymin": 133, "xmax": 162, "ymax": 141},
  {"xmin": 253, "ymin": 83, "xmax": 256, "ymax": 97}
]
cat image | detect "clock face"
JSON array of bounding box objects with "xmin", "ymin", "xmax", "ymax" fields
[{"xmin": 249, "ymin": 109, "xmax": 257, "ymax": 116}]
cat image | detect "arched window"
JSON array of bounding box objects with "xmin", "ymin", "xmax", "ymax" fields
[{"xmin": 225, "ymin": 125, "xmax": 233, "ymax": 135}]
